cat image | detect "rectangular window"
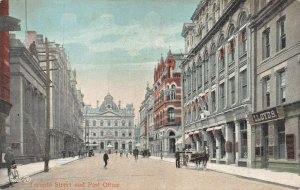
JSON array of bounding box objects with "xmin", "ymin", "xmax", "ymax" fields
[
  {"xmin": 263, "ymin": 29, "xmax": 270, "ymax": 59},
  {"xmin": 277, "ymin": 17, "xmax": 286, "ymax": 51},
  {"xmin": 229, "ymin": 77, "xmax": 235, "ymax": 105},
  {"xmin": 211, "ymin": 91, "xmax": 216, "ymax": 112},
  {"xmin": 277, "ymin": 121, "xmax": 285, "ymax": 159},
  {"xmin": 278, "ymin": 71, "xmax": 286, "ymax": 103},
  {"xmin": 219, "ymin": 83, "xmax": 225, "ymax": 109},
  {"xmin": 263, "ymin": 77, "xmax": 270, "ymax": 107},
  {"xmin": 241, "ymin": 70, "xmax": 248, "ymax": 100}
]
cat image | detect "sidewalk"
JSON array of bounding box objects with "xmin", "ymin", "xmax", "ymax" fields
[
  {"xmin": 0, "ymin": 156, "xmax": 79, "ymax": 187},
  {"xmin": 150, "ymin": 156, "xmax": 300, "ymax": 189}
]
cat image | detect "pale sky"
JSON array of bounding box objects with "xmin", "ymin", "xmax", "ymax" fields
[{"xmin": 10, "ymin": 0, "xmax": 199, "ymax": 119}]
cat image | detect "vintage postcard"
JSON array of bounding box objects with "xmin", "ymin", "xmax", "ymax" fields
[{"xmin": 0, "ymin": 0, "xmax": 300, "ymax": 189}]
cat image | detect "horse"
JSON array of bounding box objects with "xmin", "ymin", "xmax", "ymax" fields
[{"xmin": 189, "ymin": 150, "xmax": 209, "ymax": 170}]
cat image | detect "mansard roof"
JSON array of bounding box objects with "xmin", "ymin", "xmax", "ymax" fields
[{"xmin": 99, "ymin": 93, "xmax": 119, "ymax": 112}]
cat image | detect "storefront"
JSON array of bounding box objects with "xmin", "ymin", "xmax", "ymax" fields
[{"xmin": 249, "ymin": 104, "xmax": 300, "ymax": 173}]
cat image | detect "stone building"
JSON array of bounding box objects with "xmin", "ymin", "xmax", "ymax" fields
[
  {"xmin": 0, "ymin": 0, "xmax": 20, "ymax": 168},
  {"xmin": 153, "ymin": 50, "xmax": 183, "ymax": 157},
  {"xmin": 8, "ymin": 35, "xmax": 47, "ymax": 163},
  {"xmin": 139, "ymin": 84, "xmax": 155, "ymax": 154},
  {"xmin": 83, "ymin": 94, "xmax": 135, "ymax": 153},
  {"xmin": 181, "ymin": 0, "xmax": 253, "ymax": 167},
  {"xmin": 248, "ymin": 0, "xmax": 300, "ymax": 173},
  {"xmin": 25, "ymin": 31, "xmax": 84, "ymax": 158}
]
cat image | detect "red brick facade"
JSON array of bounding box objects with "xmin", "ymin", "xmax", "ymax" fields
[
  {"xmin": 153, "ymin": 51, "xmax": 182, "ymax": 129},
  {"xmin": 0, "ymin": 0, "xmax": 10, "ymax": 102}
]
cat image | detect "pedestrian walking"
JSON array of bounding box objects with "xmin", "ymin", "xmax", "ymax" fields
[
  {"xmin": 175, "ymin": 148, "xmax": 180, "ymax": 168},
  {"xmin": 103, "ymin": 151, "xmax": 109, "ymax": 168},
  {"xmin": 125, "ymin": 150, "xmax": 128, "ymax": 158},
  {"xmin": 133, "ymin": 147, "xmax": 139, "ymax": 161}
]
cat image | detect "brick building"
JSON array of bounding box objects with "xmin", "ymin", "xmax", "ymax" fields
[
  {"xmin": 0, "ymin": 0, "xmax": 20, "ymax": 168},
  {"xmin": 153, "ymin": 50, "xmax": 183, "ymax": 157}
]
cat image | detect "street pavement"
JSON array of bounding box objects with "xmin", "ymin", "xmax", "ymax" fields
[
  {"xmin": 0, "ymin": 153, "xmax": 296, "ymax": 190},
  {"xmin": 152, "ymin": 156, "xmax": 300, "ymax": 189}
]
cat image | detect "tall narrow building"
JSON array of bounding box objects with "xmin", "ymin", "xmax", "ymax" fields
[{"xmin": 0, "ymin": 0, "xmax": 20, "ymax": 168}]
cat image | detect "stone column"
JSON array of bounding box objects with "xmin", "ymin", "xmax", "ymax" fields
[
  {"xmin": 214, "ymin": 131, "xmax": 221, "ymax": 163},
  {"xmin": 247, "ymin": 120, "xmax": 253, "ymax": 167},
  {"xmin": 225, "ymin": 124, "xmax": 234, "ymax": 164},
  {"xmin": 235, "ymin": 121, "xmax": 240, "ymax": 164}
]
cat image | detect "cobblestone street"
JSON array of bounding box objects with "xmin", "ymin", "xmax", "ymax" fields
[{"xmin": 5, "ymin": 154, "xmax": 293, "ymax": 190}]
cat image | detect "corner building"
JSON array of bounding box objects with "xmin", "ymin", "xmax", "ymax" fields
[
  {"xmin": 83, "ymin": 94, "xmax": 135, "ymax": 153},
  {"xmin": 153, "ymin": 51, "xmax": 183, "ymax": 157},
  {"xmin": 181, "ymin": 0, "xmax": 254, "ymax": 167},
  {"xmin": 249, "ymin": 0, "xmax": 300, "ymax": 173}
]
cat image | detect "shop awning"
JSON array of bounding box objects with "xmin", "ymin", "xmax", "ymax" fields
[
  {"xmin": 206, "ymin": 125, "xmax": 223, "ymax": 132},
  {"xmin": 175, "ymin": 134, "xmax": 192, "ymax": 145}
]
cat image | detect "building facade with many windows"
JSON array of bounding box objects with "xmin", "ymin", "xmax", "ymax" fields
[
  {"xmin": 181, "ymin": 0, "xmax": 254, "ymax": 167},
  {"xmin": 153, "ymin": 50, "xmax": 183, "ymax": 157},
  {"xmin": 249, "ymin": 0, "xmax": 300, "ymax": 173},
  {"xmin": 83, "ymin": 94, "xmax": 135, "ymax": 153}
]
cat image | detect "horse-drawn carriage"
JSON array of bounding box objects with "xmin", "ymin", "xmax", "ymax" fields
[{"xmin": 180, "ymin": 148, "xmax": 209, "ymax": 170}]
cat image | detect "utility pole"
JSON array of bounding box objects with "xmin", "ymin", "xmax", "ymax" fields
[{"xmin": 44, "ymin": 37, "xmax": 51, "ymax": 172}]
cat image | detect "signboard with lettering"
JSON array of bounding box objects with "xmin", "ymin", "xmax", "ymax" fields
[
  {"xmin": 286, "ymin": 134, "xmax": 295, "ymax": 159},
  {"xmin": 248, "ymin": 106, "xmax": 284, "ymax": 125}
]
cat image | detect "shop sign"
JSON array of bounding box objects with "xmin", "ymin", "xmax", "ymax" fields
[{"xmin": 249, "ymin": 106, "xmax": 284, "ymax": 125}]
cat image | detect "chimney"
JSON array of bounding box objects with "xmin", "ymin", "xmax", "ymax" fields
[
  {"xmin": 97, "ymin": 100, "xmax": 99, "ymax": 108},
  {"xmin": 118, "ymin": 100, "xmax": 121, "ymax": 109}
]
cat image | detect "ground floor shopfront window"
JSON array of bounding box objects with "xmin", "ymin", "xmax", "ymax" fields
[{"xmin": 240, "ymin": 120, "xmax": 247, "ymax": 158}]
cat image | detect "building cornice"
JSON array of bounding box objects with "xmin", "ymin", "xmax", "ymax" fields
[{"xmin": 181, "ymin": 0, "xmax": 244, "ymax": 68}]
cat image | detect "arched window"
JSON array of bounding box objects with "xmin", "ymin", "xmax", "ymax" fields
[
  {"xmin": 115, "ymin": 131, "xmax": 118, "ymax": 137},
  {"xmin": 204, "ymin": 51, "xmax": 209, "ymax": 83},
  {"xmin": 197, "ymin": 57, "xmax": 202, "ymax": 89},
  {"xmin": 93, "ymin": 120, "xmax": 96, "ymax": 126},
  {"xmin": 122, "ymin": 120, "xmax": 125, "ymax": 126},
  {"xmin": 192, "ymin": 64, "xmax": 196, "ymax": 92},
  {"xmin": 100, "ymin": 120, "xmax": 103, "ymax": 126},
  {"xmin": 168, "ymin": 107, "xmax": 175, "ymax": 122},
  {"xmin": 239, "ymin": 12, "xmax": 248, "ymax": 55},
  {"xmin": 211, "ymin": 44, "xmax": 216, "ymax": 78},
  {"xmin": 218, "ymin": 34, "xmax": 225, "ymax": 72},
  {"xmin": 170, "ymin": 84, "xmax": 176, "ymax": 100},
  {"xmin": 115, "ymin": 120, "xmax": 118, "ymax": 126},
  {"xmin": 227, "ymin": 24, "xmax": 235, "ymax": 63}
]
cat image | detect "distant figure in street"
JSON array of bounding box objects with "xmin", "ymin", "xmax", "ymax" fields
[
  {"xmin": 103, "ymin": 151, "xmax": 109, "ymax": 168},
  {"xmin": 120, "ymin": 149, "xmax": 123, "ymax": 158},
  {"xmin": 4, "ymin": 147, "xmax": 15, "ymax": 175},
  {"xmin": 175, "ymin": 148, "xmax": 180, "ymax": 168},
  {"xmin": 62, "ymin": 150, "xmax": 66, "ymax": 158},
  {"xmin": 125, "ymin": 150, "xmax": 128, "ymax": 158},
  {"xmin": 115, "ymin": 150, "xmax": 117, "ymax": 155},
  {"xmin": 78, "ymin": 150, "xmax": 82, "ymax": 159},
  {"xmin": 133, "ymin": 148, "xmax": 139, "ymax": 161}
]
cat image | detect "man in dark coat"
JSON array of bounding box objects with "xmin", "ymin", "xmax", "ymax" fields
[
  {"xmin": 175, "ymin": 148, "xmax": 180, "ymax": 168},
  {"xmin": 103, "ymin": 151, "xmax": 109, "ymax": 168},
  {"xmin": 133, "ymin": 148, "xmax": 139, "ymax": 161}
]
